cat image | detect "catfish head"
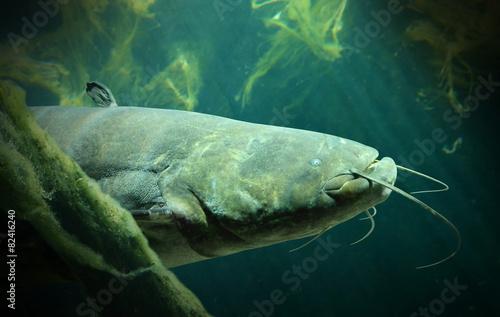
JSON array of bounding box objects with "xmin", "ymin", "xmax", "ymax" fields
[{"xmin": 159, "ymin": 125, "xmax": 397, "ymax": 258}]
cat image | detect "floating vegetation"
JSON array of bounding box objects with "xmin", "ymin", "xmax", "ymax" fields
[
  {"xmin": 442, "ymin": 137, "xmax": 463, "ymax": 154},
  {"xmin": 124, "ymin": 0, "xmax": 158, "ymax": 17},
  {"xmin": 0, "ymin": 55, "xmax": 73, "ymax": 103},
  {"xmin": 0, "ymin": 0, "xmax": 203, "ymax": 110},
  {"xmin": 237, "ymin": 0, "xmax": 348, "ymax": 108},
  {"xmin": 143, "ymin": 48, "xmax": 202, "ymax": 111},
  {"xmin": 406, "ymin": 0, "xmax": 500, "ymax": 116}
]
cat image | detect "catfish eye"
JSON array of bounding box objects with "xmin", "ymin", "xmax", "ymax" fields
[{"xmin": 310, "ymin": 158, "xmax": 322, "ymax": 167}]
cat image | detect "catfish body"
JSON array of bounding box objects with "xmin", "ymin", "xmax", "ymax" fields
[{"xmin": 31, "ymin": 106, "xmax": 396, "ymax": 267}]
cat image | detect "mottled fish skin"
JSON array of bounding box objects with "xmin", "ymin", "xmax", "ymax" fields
[
  {"xmin": 86, "ymin": 81, "xmax": 118, "ymax": 107},
  {"xmin": 30, "ymin": 106, "xmax": 397, "ymax": 268}
]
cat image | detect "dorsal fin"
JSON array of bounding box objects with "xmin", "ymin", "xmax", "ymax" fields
[{"xmin": 86, "ymin": 81, "xmax": 118, "ymax": 107}]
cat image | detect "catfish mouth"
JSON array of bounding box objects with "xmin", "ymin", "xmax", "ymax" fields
[{"xmin": 323, "ymin": 158, "xmax": 396, "ymax": 200}]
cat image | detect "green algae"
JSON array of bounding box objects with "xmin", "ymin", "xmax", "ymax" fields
[{"xmin": 0, "ymin": 80, "xmax": 210, "ymax": 316}]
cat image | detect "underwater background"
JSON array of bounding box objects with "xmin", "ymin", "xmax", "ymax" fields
[{"xmin": 1, "ymin": 0, "xmax": 500, "ymax": 316}]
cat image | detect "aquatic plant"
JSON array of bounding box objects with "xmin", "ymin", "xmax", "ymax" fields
[
  {"xmin": 143, "ymin": 47, "xmax": 202, "ymax": 111},
  {"xmin": 406, "ymin": 0, "xmax": 500, "ymax": 116},
  {"xmin": 124, "ymin": 0, "xmax": 158, "ymax": 17},
  {"xmin": 237, "ymin": 0, "xmax": 347, "ymax": 107},
  {"xmin": 0, "ymin": 80, "xmax": 210, "ymax": 316},
  {"xmin": 0, "ymin": 54, "xmax": 71, "ymax": 102},
  {"xmin": 0, "ymin": 0, "xmax": 203, "ymax": 110}
]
